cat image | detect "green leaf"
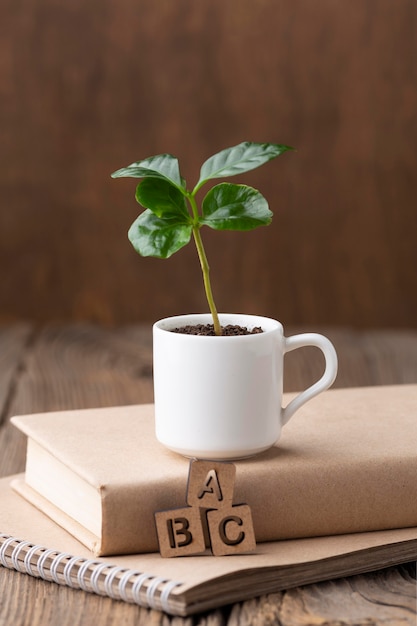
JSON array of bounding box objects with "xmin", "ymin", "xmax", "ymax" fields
[
  {"xmin": 196, "ymin": 142, "xmax": 294, "ymax": 190},
  {"xmin": 128, "ymin": 210, "xmax": 192, "ymax": 258},
  {"xmin": 135, "ymin": 178, "xmax": 190, "ymax": 219},
  {"xmin": 201, "ymin": 183, "xmax": 272, "ymax": 231},
  {"xmin": 111, "ymin": 154, "xmax": 183, "ymax": 190}
]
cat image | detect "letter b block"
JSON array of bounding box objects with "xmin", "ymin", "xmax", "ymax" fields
[
  {"xmin": 154, "ymin": 507, "xmax": 206, "ymax": 558},
  {"xmin": 206, "ymin": 504, "xmax": 256, "ymax": 556}
]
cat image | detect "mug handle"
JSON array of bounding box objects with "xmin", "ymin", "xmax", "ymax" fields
[{"xmin": 281, "ymin": 333, "xmax": 338, "ymax": 426}]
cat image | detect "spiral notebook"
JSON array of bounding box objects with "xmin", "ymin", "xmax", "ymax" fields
[{"xmin": 1, "ymin": 475, "xmax": 417, "ymax": 617}]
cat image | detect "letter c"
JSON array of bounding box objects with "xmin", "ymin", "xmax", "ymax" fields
[{"xmin": 219, "ymin": 515, "xmax": 245, "ymax": 546}]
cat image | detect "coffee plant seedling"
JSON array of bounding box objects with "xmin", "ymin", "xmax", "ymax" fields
[{"xmin": 112, "ymin": 141, "xmax": 293, "ymax": 335}]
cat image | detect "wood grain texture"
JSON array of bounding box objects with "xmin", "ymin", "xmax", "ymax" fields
[
  {"xmin": 0, "ymin": 325, "xmax": 33, "ymax": 425},
  {"xmin": 0, "ymin": 324, "xmax": 153, "ymax": 477},
  {"xmin": 0, "ymin": 324, "xmax": 416, "ymax": 625},
  {"xmin": 1, "ymin": 1, "xmax": 416, "ymax": 327},
  {"xmin": 277, "ymin": 564, "xmax": 417, "ymax": 626},
  {"xmin": 229, "ymin": 565, "xmax": 417, "ymax": 625}
]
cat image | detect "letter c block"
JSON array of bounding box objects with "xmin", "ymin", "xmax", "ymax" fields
[
  {"xmin": 206, "ymin": 504, "xmax": 256, "ymax": 556},
  {"xmin": 154, "ymin": 507, "xmax": 206, "ymax": 558}
]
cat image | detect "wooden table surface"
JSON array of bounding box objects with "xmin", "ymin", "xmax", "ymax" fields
[{"xmin": 0, "ymin": 324, "xmax": 416, "ymax": 625}]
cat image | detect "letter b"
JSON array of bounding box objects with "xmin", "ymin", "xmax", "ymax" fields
[{"xmin": 166, "ymin": 517, "xmax": 193, "ymax": 549}]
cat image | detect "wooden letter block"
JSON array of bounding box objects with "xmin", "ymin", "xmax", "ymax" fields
[
  {"xmin": 206, "ymin": 504, "xmax": 256, "ymax": 556},
  {"xmin": 154, "ymin": 507, "xmax": 206, "ymax": 558},
  {"xmin": 186, "ymin": 460, "xmax": 236, "ymax": 508}
]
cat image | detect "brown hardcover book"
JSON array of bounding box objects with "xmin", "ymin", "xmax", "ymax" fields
[
  {"xmin": 1, "ymin": 475, "xmax": 417, "ymax": 616},
  {"xmin": 11, "ymin": 384, "xmax": 417, "ymax": 557}
]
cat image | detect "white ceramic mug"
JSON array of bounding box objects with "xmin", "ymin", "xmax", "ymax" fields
[{"xmin": 153, "ymin": 313, "xmax": 338, "ymax": 460}]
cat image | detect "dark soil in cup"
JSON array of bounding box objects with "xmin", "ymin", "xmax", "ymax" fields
[{"xmin": 170, "ymin": 324, "xmax": 264, "ymax": 336}]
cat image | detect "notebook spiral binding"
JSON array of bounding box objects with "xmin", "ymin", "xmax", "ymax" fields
[{"xmin": 0, "ymin": 533, "xmax": 182, "ymax": 612}]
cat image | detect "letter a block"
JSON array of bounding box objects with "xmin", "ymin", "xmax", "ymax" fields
[
  {"xmin": 207, "ymin": 504, "xmax": 256, "ymax": 556},
  {"xmin": 154, "ymin": 507, "xmax": 206, "ymax": 558},
  {"xmin": 186, "ymin": 460, "xmax": 236, "ymax": 508}
]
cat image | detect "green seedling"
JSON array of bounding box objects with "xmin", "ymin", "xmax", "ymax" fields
[{"xmin": 111, "ymin": 141, "xmax": 293, "ymax": 336}]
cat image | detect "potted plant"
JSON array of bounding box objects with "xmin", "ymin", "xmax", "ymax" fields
[{"xmin": 112, "ymin": 142, "xmax": 338, "ymax": 460}]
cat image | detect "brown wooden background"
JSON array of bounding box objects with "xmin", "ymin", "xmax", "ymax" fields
[{"xmin": 1, "ymin": 0, "xmax": 416, "ymax": 328}]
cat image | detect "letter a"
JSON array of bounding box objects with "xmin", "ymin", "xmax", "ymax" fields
[{"xmin": 197, "ymin": 469, "xmax": 223, "ymax": 502}]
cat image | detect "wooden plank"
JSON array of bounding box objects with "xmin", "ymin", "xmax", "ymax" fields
[
  {"xmin": 0, "ymin": 324, "xmax": 33, "ymax": 425},
  {"xmin": 283, "ymin": 328, "xmax": 377, "ymax": 391},
  {"xmin": 0, "ymin": 325, "xmax": 416, "ymax": 626},
  {"xmin": 284, "ymin": 327, "xmax": 417, "ymax": 390},
  {"xmin": 0, "ymin": 568, "xmax": 201, "ymax": 626},
  {"xmin": 228, "ymin": 565, "xmax": 417, "ymax": 625},
  {"xmin": 359, "ymin": 330, "xmax": 417, "ymax": 384},
  {"xmin": 277, "ymin": 564, "xmax": 417, "ymax": 626},
  {"xmin": 0, "ymin": 324, "xmax": 154, "ymax": 478},
  {"xmin": 0, "ymin": 325, "xmax": 34, "ymax": 479},
  {"xmin": 7, "ymin": 324, "xmax": 153, "ymax": 416}
]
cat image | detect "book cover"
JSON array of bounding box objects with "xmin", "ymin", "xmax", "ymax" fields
[
  {"xmin": 11, "ymin": 384, "xmax": 417, "ymax": 557},
  {"xmin": 1, "ymin": 475, "xmax": 417, "ymax": 617}
]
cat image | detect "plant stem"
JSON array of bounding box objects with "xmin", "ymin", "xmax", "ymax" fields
[
  {"xmin": 187, "ymin": 193, "xmax": 222, "ymax": 336},
  {"xmin": 192, "ymin": 227, "xmax": 222, "ymax": 336}
]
